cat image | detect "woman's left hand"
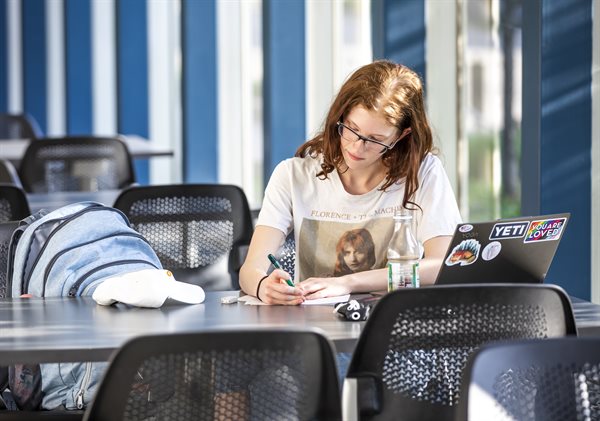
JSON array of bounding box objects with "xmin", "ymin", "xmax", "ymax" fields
[{"xmin": 299, "ymin": 276, "xmax": 351, "ymax": 300}]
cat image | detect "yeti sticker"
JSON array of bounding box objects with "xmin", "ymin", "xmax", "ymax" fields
[{"xmin": 489, "ymin": 221, "xmax": 529, "ymax": 240}]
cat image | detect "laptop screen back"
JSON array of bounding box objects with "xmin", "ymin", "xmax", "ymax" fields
[{"xmin": 435, "ymin": 213, "xmax": 570, "ymax": 285}]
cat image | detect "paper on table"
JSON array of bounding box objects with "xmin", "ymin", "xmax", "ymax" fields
[
  {"xmin": 238, "ymin": 294, "xmax": 350, "ymax": 306},
  {"xmin": 238, "ymin": 295, "xmax": 270, "ymax": 305},
  {"xmin": 301, "ymin": 294, "xmax": 350, "ymax": 306}
]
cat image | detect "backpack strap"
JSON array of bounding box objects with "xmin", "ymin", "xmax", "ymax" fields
[{"xmin": 20, "ymin": 209, "xmax": 50, "ymax": 227}]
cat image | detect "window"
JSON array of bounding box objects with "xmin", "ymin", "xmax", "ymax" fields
[
  {"xmin": 217, "ymin": 0, "xmax": 263, "ymax": 209},
  {"xmin": 463, "ymin": 0, "xmax": 522, "ymax": 221}
]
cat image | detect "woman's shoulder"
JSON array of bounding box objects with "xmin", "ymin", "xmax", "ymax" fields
[
  {"xmin": 418, "ymin": 152, "xmax": 447, "ymax": 177},
  {"xmin": 278, "ymin": 154, "xmax": 323, "ymax": 173}
]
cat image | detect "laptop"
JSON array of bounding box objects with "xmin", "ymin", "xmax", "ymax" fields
[{"xmin": 435, "ymin": 212, "xmax": 570, "ymax": 285}]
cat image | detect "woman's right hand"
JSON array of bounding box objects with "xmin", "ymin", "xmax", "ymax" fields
[{"xmin": 256, "ymin": 269, "xmax": 305, "ymax": 305}]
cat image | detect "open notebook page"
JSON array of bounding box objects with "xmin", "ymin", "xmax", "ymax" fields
[
  {"xmin": 238, "ymin": 294, "xmax": 350, "ymax": 306},
  {"xmin": 301, "ymin": 294, "xmax": 350, "ymax": 305}
]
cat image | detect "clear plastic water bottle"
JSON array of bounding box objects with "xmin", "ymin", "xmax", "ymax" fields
[{"xmin": 387, "ymin": 209, "xmax": 420, "ymax": 291}]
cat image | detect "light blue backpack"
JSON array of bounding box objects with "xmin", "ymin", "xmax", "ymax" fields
[{"xmin": 7, "ymin": 201, "xmax": 163, "ymax": 410}]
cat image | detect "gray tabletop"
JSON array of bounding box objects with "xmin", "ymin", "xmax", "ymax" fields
[
  {"xmin": 0, "ymin": 291, "xmax": 363, "ymax": 364},
  {"xmin": 0, "ymin": 292, "xmax": 597, "ymax": 365},
  {"xmin": 0, "ymin": 135, "xmax": 173, "ymax": 162},
  {"xmin": 27, "ymin": 190, "xmax": 122, "ymax": 213}
]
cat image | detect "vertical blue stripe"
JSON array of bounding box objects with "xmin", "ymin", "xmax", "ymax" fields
[
  {"xmin": 181, "ymin": 0, "xmax": 218, "ymax": 183},
  {"xmin": 262, "ymin": 0, "xmax": 305, "ymax": 183},
  {"xmin": 64, "ymin": 0, "xmax": 92, "ymax": 134},
  {"xmin": 539, "ymin": 0, "xmax": 592, "ymax": 299},
  {"xmin": 117, "ymin": 0, "xmax": 148, "ymax": 184},
  {"xmin": 372, "ymin": 0, "xmax": 426, "ymax": 83},
  {"xmin": 521, "ymin": 0, "xmax": 541, "ymax": 216},
  {"xmin": 22, "ymin": 0, "xmax": 46, "ymax": 133},
  {"xmin": 371, "ymin": 0, "xmax": 384, "ymax": 60},
  {"xmin": 0, "ymin": 0, "xmax": 7, "ymax": 111}
]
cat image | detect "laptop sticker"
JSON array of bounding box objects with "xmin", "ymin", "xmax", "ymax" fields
[
  {"xmin": 481, "ymin": 241, "xmax": 502, "ymax": 261},
  {"xmin": 445, "ymin": 239, "xmax": 481, "ymax": 266},
  {"xmin": 524, "ymin": 218, "xmax": 567, "ymax": 243},
  {"xmin": 489, "ymin": 221, "xmax": 530, "ymax": 240},
  {"xmin": 459, "ymin": 224, "xmax": 473, "ymax": 233}
]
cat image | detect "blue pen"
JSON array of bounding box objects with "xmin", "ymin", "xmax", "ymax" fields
[{"xmin": 267, "ymin": 254, "xmax": 294, "ymax": 287}]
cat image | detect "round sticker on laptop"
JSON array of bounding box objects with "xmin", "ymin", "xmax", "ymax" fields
[
  {"xmin": 445, "ymin": 239, "xmax": 480, "ymax": 266},
  {"xmin": 458, "ymin": 224, "xmax": 473, "ymax": 233},
  {"xmin": 482, "ymin": 241, "xmax": 501, "ymax": 261}
]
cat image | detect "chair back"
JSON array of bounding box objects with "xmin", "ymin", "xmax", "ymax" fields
[
  {"xmin": 0, "ymin": 113, "xmax": 42, "ymax": 139},
  {"xmin": 343, "ymin": 284, "xmax": 577, "ymax": 421},
  {"xmin": 0, "ymin": 159, "xmax": 23, "ymax": 186},
  {"xmin": 83, "ymin": 330, "xmax": 341, "ymax": 421},
  {"xmin": 457, "ymin": 337, "xmax": 600, "ymax": 421},
  {"xmin": 18, "ymin": 136, "xmax": 135, "ymax": 193},
  {"xmin": 0, "ymin": 220, "xmax": 19, "ymax": 298},
  {"xmin": 253, "ymin": 210, "xmax": 295, "ymax": 278},
  {"xmin": 113, "ymin": 184, "xmax": 253, "ymax": 290},
  {"xmin": 0, "ymin": 217, "xmax": 19, "ymax": 395},
  {"xmin": 0, "ymin": 184, "xmax": 30, "ymax": 223},
  {"xmin": 278, "ymin": 231, "xmax": 296, "ymax": 279}
]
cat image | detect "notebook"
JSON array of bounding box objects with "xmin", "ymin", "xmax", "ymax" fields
[{"xmin": 434, "ymin": 212, "xmax": 570, "ymax": 285}]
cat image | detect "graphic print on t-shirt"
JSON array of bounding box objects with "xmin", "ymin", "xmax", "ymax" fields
[{"xmin": 297, "ymin": 217, "xmax": 395, "ymax": 280}]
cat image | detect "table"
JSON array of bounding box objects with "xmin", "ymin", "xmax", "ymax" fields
[
  {"xmin": 0, "ymin": 135, "xmax": 173, "ymax": 162},
  {"xmin": 0, "ymin": 291, "xmax": 363, "ymax": 364},
  {"xmin": 0, "ymin": 292, "xmax": 598, "ymax": 365},
  {"xmin": 27, "ymin": 190, "xmax": 122, "ymax": 213}
]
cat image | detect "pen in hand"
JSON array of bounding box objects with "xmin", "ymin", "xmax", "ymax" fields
[{"xmin": 267, "ymin": 254, "xmax": 295, "ymax": 287}]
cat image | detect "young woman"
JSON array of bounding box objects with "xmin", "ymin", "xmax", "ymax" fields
[{"xmin": 240, "ymin": 60, "xmax": 461, "ymax": 305}]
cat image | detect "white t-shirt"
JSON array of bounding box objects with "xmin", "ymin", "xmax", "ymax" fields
[{"xmin": 257, "ymin": 153, "xmax": 462, "ymax": 281}]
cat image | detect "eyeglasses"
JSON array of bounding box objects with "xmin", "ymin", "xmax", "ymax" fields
[{"xmin": 336, "ymin": 122, "xmax": 397, "ymax": 153}]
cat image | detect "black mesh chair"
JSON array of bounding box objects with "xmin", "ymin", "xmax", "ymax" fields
[
  {"xmin": 0, "ymin": 184, "xmax": 30, "ymax": 223},
  {"xmin": 0, "ymin": 113, "xmax": 42, "ymax": 139},
  {"xmin": 18, "ymin": 136, "xmax": 135, "ymax": 193},
  {"xmin": 0, "ymin": 159, "xmax": 23, "ymax": 186},
  {"xmin": 0, "ymin": 187, "xmax": 27, "ymax": 296},
  {"xmin": 113, "ymin": 184, "xmax": 253, "ymax": 290},
  {"xmin": 0, "ymin": 220, "xmax": 18, "ymax": 409},
  {"xmin": 342, "ymin": 284, "xmax": 577, "ymax": 421},
  {"xmin": 457, "ymin": 337, "xmax": 600, "ymax": 421},
  {"xmin": 0, "ymin": 220, "xmax": 19, "ymax": 298},
  {"xmin": 82, "ymin": 330, "xmax": 341, "ymax": 421},
  {"xmin": 278, "ymin": 231, "xmax": 296, "ymax": 279}
]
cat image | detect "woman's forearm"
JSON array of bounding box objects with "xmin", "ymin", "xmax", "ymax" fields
[{"xmin": 239, "ymin": 225, "xmax": 286, "ymax": 296}]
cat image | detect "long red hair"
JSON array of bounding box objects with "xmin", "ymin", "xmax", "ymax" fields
[{"xmin": 296, "ymin": 60, "xmax": 434, "ymax": 209}]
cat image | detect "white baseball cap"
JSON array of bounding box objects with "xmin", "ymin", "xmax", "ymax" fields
[{"xmin": 92, "ymin": 268, "xmax": 205, "ymax": 308}]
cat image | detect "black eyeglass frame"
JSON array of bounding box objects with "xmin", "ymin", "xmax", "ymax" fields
[{"xmin": 336, "ymin": 121, "xmax": 399, "ymax": 153}]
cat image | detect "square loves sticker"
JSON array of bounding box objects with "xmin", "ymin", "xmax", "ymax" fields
[{"xmin": 524, "ymin": 218, "xmax": 567, "ymax": 243}]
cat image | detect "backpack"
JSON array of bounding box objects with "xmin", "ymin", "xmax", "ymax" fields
[{"xmin": 6, "ymin": 201, "xmax": 163, "ymax": 410}]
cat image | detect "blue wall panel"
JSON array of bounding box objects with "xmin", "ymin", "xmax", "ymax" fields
[
  {"xmin": 117, "ymin": 0, "xmax": 148, "ymax": 184},
  {"xmin": 522, "ymin": 0, "xmax": 592, "ymax": 299},
  {"xmin": 540, "ymin": 0, "xmax": 592, "ymax": 299},
  {"xmin": 372, "ymin": 0, "xmax": 426, "ymax": 83},
  {"xmin": 0, "ymin": 0, "xmax": 7, "ymax": 112},
  {"xmin": 22, "ymin": 0, "xmax": 46, "ymax": 133},
  {"xmin": 182, "ymin": 0, "xmax": 218, "ymax": 183},
  {"xmin": 263, "ymin": 0, "xmax": 305, "ymax": 182},
  {"xmin": 65, "ymin": 0, "xmax": 92, "ymax": 135},
  {"xmin": 521, "ymin": 0, "xmax": 541, "ymax": 216}
]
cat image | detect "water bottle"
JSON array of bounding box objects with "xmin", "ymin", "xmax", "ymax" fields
[{"xmin": 387, "ymin": 209, "xmax": 420, "ymax": 291}]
